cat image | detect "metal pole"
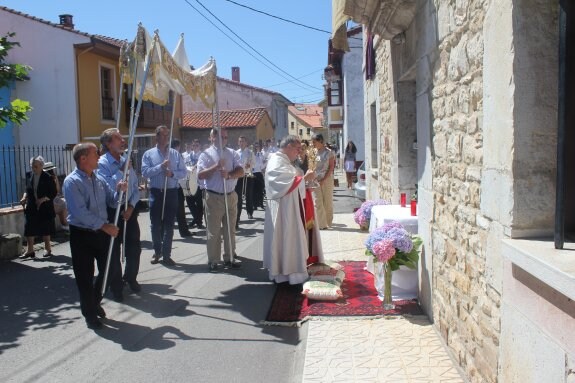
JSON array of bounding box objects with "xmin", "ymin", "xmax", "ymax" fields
[
  {"xmin": 213, "ymin": 74, "xmax": 235, "ymax": 261},
  {"xmin": 121, "ymin": 64, "xmax": 139, "ymax": 264},
  {"xmin": 161, "ymin": 95, "xmax": 178, "ymax": 221},
  {"xmin": 555, "ymin": 1, "xmax": 567, "ymax": 249},
  {"xmin": 102, "ymin": 35, "xmax": 157, "ymax": 295}
]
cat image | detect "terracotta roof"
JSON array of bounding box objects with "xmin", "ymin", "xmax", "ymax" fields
[
  {"xmin": 182, "ymin": 108, "xmax": 269, "ymax": 129},
  {"xmin": 288, "ymin": 104, "xmax": 324, "ymax": 128},
  {"xmin": 0, "ymin": 6, "xmax": 122, "ymax": 46},
  {"xmin": 93, "ymin": 34, "xmax": 126, "ymax": 48}
]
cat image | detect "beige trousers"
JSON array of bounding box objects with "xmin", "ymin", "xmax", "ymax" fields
[
  {"xmin": 313, "ymin": 175, "xmax": 334, "ymax": 229},
  {"xmin": 204, "ymin": 191, "xmax": 238, "ymax": 263}
]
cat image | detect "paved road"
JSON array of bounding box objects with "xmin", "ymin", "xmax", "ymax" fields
[{"xmin": 0, "ymin": 172, "xmax": 361, "ymax": 383}]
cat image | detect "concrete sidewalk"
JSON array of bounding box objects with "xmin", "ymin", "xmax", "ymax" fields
[{"xmin": 304, "ymin": 211, "xmax": 465, "ymax": 382}]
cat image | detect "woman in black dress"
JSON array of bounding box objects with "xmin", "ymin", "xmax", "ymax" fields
[{"xmin": 20, "ymin": 156, "xmax": 57, "ymax": 258}]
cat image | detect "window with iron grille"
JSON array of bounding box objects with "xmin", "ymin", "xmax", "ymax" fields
[{"xmin": 100, "ymin": 65, "xmax": 115, "ymax": 120}]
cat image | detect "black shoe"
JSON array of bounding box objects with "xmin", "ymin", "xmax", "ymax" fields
[
  {"xmin": 223, "ymin": 260, "xmax": 241, "ymax": 270},
  {"xmin": 180, "ymin": 231, "xmax": 193, "ymax": 237},
  {"xmin": 112, "ymin": 291, "xmax": 124, "ymax": 303},
  {"xmin": 162, "ymin": 258, "xmax": 176, "ymax": 266},
  {"xmin": 151, "ymin": 254, "xmax": 161, "ymax": 264},
  {"xmin": 208, "ymin": 262, "xmax": 219, "ymax": 272},
  {"xmin": 86, "ymin": 317, "xmax": 103, "ymax": 330},
  {"xmin": 196, "ymin": 223, "xmax": 205, "ymax": 229},
  {"xmin": 42, "ymin": 251, "xmax": 52, "ymax": 258},
  {"xmin": 127, "ymin": 280, "xmax": 141, "ymax": 293},
  {"xmin": 96, "ymin": 305, "xmax": 106, "ymax": 318},
  {"xmin": 21, "ymin": 251, "xmax": 35, "ymax": 259}
]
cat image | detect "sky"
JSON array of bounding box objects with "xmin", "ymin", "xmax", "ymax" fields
[{"xmin": 1, "ymin": 0, "xmax": 333, "ymax": 104}]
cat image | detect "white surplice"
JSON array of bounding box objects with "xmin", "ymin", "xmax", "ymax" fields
[{"xmin": 263, "ymin": 152, "xmax": 324, "ymax": 284}]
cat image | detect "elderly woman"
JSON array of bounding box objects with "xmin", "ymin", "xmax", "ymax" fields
[
  {"xmin": 20, "ymin": 156, "xmax": 57, "ymax": 258},
  {"xmin": 311, "ymin": 133, "xmax": 335, "ymax": 230}
]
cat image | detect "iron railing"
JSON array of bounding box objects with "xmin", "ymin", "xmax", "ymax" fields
[{"xmin": 0, "ymin": 144, "xmax": 150, "ymax": 209}]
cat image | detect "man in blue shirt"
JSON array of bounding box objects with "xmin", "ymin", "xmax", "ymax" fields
[
  {"xmin": 63, "ymin": 142, "xmax": 126, "ymax": 330},
  {"xmin": 141, "ymin": 125, "xmax": 187, "ymax": 266},
  {"xmin": 98, "ymin": 128, "xmax": 142, "ymax": 299},
  {"xmin": 197, "ymin": 128, "xmax": 244, "ymax": 272}
]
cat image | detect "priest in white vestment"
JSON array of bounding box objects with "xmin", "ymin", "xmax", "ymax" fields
[{"xmin": 263, "ymin": 135, "xmax": 324, "ymax": 284}]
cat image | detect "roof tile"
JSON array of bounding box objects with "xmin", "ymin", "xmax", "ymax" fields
[{"xmin": 182, "ymin": 107, "xmax": 269, "ymax": 129}]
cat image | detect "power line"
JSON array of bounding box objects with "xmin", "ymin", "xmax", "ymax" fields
[
  {"xmin": 264, "ymin": 68, "xmax": 324, "ymax": 89},
  {"xmin": 182, "ymin": 0, "xmax": 294, "ymax": 86},
  {"xmin": 187, "ymin": 0, "xmax": 322, "ymax": 93},
  {"xmin": 221, "ymin": 0, "xmax": 331, "ymax": 34},
  {"xmin": 221, "ymin": 0, "xmax": 361, "ymax": 41}
]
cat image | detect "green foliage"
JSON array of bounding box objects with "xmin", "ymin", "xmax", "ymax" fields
[{"xmin": 0, "ymin": 32, "xmax": 32, "ymax": 128}]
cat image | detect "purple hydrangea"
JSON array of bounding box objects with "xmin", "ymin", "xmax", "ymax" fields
[
  {"xmin": 365, "ymin": 221, "xmax": 413, "ymax": 254},
  {"xmin": 354, "ymin": 199, "xmax": 390, "ymax": 227}
]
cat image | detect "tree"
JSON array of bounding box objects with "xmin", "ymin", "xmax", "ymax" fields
[{"xmin": 0, "ymin": 32, "xmax": 32, "ymax": 128}]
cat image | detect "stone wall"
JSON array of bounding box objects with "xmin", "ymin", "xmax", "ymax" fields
[
  {"xmin": 375, "ymin": 39, "xmax": 394, "ymax": 200},
  {"xmin": 428, "ymin": 2, "xmax": 500, "ymax": 382}
]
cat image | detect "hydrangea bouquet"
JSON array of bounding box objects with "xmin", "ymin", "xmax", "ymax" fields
[
  {"xmin": 364, "ymin": 221, "xmax": 422, "ymax": 308},
  {"xmin": 353, "ymin": 199, "xmax": 390, "ymax": 230},
  {"xmin": 364, "ymin": 221, "xmax": 422, "ymax": 271}
]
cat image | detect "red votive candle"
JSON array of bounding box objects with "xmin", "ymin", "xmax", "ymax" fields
[
  {"xmin": 400, "ymin": 193, "xmax": 406, "ymax": 207},
  {"xmin": 410, "ymin": 200, "xmax": 417, "ymax": 216}
]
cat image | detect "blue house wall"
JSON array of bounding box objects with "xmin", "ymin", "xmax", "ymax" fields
[{"xmin": 0, "ymin": 84, "xmax": 18, "ymax": 207}]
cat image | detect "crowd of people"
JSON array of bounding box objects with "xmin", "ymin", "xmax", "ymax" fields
[{"xmin": 20, "ymin": 125, "xmax": 350, "ymax": 330}]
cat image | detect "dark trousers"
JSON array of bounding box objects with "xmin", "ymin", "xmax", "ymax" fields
[
  {"xmin": 149, "ymin": 188, "xmax": 178, "ymax": 259},
  {"xmin": 176, "ymin": 187, "xmax": 190, "ymax": 234},
  {"xmin": 253, "ymin": 172, "xmax": 264, "ymax": 208},
  {"xmin": 185, "ymin": 187, "xmax": 204, "ymax": 226},
  {"xmin": 69, "ymin": 226, "xmax": 110, "ymax": 320},
  {"xmin": 108, "ymin": 206, "xmax": 141, "ymax": 283},
  {"xmin": 235, "ymin": 176, "xmax": 254, "ymax": 222}
]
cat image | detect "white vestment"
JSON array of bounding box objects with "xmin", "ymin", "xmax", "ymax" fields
[{"xmin": 263, "ymin": 152, "xmax": 324, "ymax": 284}]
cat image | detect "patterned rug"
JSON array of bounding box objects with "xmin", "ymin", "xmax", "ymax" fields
[{"xmin": 263, "ymin": 261, "xmax": 423, "ymax": 326}]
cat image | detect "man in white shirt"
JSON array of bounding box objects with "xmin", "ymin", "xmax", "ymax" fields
[
  {"xmin": 184, "ymin": 139, "xmax": 204, "ymax": 229},
  {"xmin": 196, "ymin": 128, "xmax": 244, "ymax": 272},
  {"xmin": 234, "ymin": 136, "xmax": 255, "ymax": 225},
  {"xmin": 252, "ymin": 142, "xmax": 265, "ymax": 210}
]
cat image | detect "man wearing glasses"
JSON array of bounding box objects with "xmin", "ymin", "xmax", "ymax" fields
[{"xmin": 197, "ymin": 128, "xmax": 244, "ymax": 272}]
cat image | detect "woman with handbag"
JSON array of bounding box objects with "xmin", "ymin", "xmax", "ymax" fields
[
  {"xmin": 20, "ymin": 156, "xmax": 57, "ymax": 258},
  {"xmin": 344, "ymin": 140, "xmax": 357, "ymax": 189}
]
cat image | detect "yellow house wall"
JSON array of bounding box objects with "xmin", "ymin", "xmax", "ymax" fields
[
  {"xmin": 256, "ymin": 114, "xmax": 274, "ymax": 141},
  {"xmin": 76, "ymin": 49, "xmax": 128, "ymax": 143}
]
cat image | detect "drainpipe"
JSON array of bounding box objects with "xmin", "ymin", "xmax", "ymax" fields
[{"xmin": 555, "ymin": 1, "xmax": 567, "ymax": 249}]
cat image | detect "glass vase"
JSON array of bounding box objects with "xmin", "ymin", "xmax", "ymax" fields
[
  {"xmin": 374, "ymin": 261, "xmax": 394, "ymax": 310},
  {"xmin": 382, "ymin": 261, "xmax": 395, "ymax": 310}
]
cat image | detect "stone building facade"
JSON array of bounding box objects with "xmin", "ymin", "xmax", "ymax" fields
[{"xmin": 337, "ymin": 1, "xmax": 574, "ymax": 382}]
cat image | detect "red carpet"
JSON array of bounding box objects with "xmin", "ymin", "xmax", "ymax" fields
[{"xmin": 263, "ymin": 261, "xmax": 422, "ymax": 326}]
